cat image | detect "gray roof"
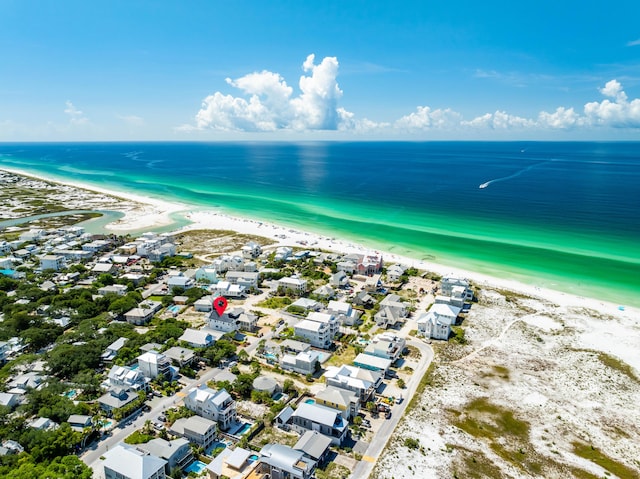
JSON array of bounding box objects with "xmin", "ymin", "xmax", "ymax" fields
[
  {"xmin": 275, "ymin": 405, "xmax": 294, "ymax": 424},
  {"xmin": 260, "ymin": 443, "xmax": 309, "ymax": 472},
  {"xmin": 226, "ymin": 447, "xmax": 251, "ymax": 469},
  {"xmin": 102, "ymin": 443, "xmax": 167, "ymax": 479},
  {"xmin": 183, "ymin": 415, "xmax": 217, "ymax": 435},
  {"xmin": 292, "ymin": 402, "xmax": 341, "ymax": 428},
  {"xmin": 294, "ymin": 430, "xmax": 332, "ymax": 460},
  {"xmin": 137, "ymin": 437, "xmax": 189, "ymax": 461}
]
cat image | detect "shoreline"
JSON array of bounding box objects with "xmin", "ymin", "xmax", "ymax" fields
[{"xmin": 1, "ymin": 165, "xmax": 637, "ymax": 319}]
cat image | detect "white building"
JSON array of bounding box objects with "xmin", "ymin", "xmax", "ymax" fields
[
  {"xmin": 137, "ymin": 351, "xmax": 174, "ymax": 380},
  {"xmin": 183, "ymin": 385, "xmax": 237, "ymax": 431},
  {"xmin": 416, "ymin": 303, "xmax": 462, "ymax": 340},
  {"xmin": 364, "ymin": 333, "xmax": 406, "ymax": 362},
  {"xmin": 323, "ymin": 364, "xmax": 381, "ymax": 403},
  {"xmin": 103, "ymin": 443, "xmax": 167, "ymax": 479},
  {"xmin": 294, "ymin": 312, "xmax": 338, "ymax": 350},
  {"xmin": 106, "ymin": 365, "xmax": 150, "ymax": 392},
  {"xmin": 39, "ymin": 254, "xmax": 65, "ymax": 271},
  {"xmin": 280, "ymin": 350, "xmax": 322, "ymax": 375},
  {"xmin": 440, "ymin": 276, "xmax": 474, "ymax": 300},
  {"xmin": 277, "ymin": 276, "xmax": 308, "ymax": 294}
]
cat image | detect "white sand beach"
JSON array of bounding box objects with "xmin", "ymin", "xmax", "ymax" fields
[{"xmin": 4, "ymin": 166, "xmax": 639, "ymax": 478}]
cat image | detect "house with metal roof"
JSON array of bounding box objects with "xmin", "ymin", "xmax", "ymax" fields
[
  {"xmin": 258, "ymin": 443, "xmax": 316, "ymax": 479},
  {"xmin": 184, "ymin": 385, "xmax": 237, "ymax": 431},
  {"xmin": 137, "ymin": 438, "xmax": 192, "ymax": 475},
  {"xmin": 293, "ymin": 430, "xmax": 333, "ymax": 466},
  {"xmin": 289, "ymin": 402, "xmax": 349, "ymax": 446},
  {"xmin": 102, "ymin": 442, "xmax": 167, "ymax": 479}
]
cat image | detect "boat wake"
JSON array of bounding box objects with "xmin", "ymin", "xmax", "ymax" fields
[{"xmin": 479, "ymin": 161, "xmax": 549, "ymax": 189}]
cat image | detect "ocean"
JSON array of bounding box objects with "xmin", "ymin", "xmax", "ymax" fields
[{"xmin": 0, "ymin": 141, "xmax": 638, "ymax": 306}]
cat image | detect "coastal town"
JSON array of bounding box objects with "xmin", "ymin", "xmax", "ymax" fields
[
  {"xmin": 0, "ymin": 211, "xmax": 477, "ymax": 478},
  {"xmin": 0, "ymin": 171, "xmax": 639, "ymax": 479}
]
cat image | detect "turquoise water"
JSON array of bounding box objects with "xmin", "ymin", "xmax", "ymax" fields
[
  {"xmin": 305, "ymin": 399, "xmax": 316, "ymax": 404},
  {"xmin": 168, "ymin": 305, "xmax": 181, "ymax": 313},
  {"xmin": 235, "ymin": 422, "xmax": 251, "ymax": 435},
  {"xmin": 184, "ymin": 460, "xmax": 207, "ymax": 474},
  {"xmin": 1, "ymin": 142, "xmax": 638, "ymax": 306}
]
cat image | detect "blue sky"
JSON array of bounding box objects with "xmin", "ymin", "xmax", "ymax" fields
[{"xmin": 1, "ymin": 0, "xmax": 639, "ymax": 140}]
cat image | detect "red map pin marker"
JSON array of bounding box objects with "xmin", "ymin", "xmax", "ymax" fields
[{"xmin": 213, "ymin": 296, "xmax": 228, "ymax": 316}]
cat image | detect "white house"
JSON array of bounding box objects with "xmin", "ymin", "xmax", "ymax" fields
[
  {"xmin": 169, "ymin": 415, "xmax": 218, "ymax": 449},
  {"xmin": 274, "ymin": 246, "xmax": 292, "ymax": 261},
  {"xmin": 281, "ymin": 350, "xmax": 322, "ymax": 375},
  {"xmin": 277, "ymin": 276, "xmax": 308, "ymax": 294},
  {"xmin": 178, "ymin": 328, "xmax": 216, "ymax": 348},
  {"xmin": 364, "ymin": 333, "xmax": 406, "ymax": 362},
  {"xmin": 417, "ymin": 303, "xmax": 462, "ymax": 340},
  {"xmin": 289, "ymin": 402, "xmax": 349, "ymax": 446},
  {"xmin": 102, "ymin": 443, "xmax": 167, "ymax": 479},
  {"xmin": 106, "ymin": 365, "xmax": 150, "ymax": 392},
  {"xmin": 98, "ymin": 284, "xmax": 129, "ymax": 296},
  {"xmin": 329, "ymin": 271, "xmax": 349, "ymax": 288},
  {"xmin": 166, "ymin": 275, "xmax": 195, "ymax": 290},
  {"xmin": 259, "ymin": 444, "xmax": 316, "ymax": 479},
  {"xmin": 137, "ymin": 351, "xmax": 175, "ymax": 380},
  {"xmin": 207, "ymin": 307, "xmax": 243, "ymax": 333},
  {"xmin": 386, "ymin": 264, "xmax": 406, "ymax": 283},
  {"xmin": 323, "ymin": 364, "xmax": 381, "ymax": 402},
  {"xmin": 210, "ymin": 280, "xmax": 246, "ymax": 298},
  {"xmin": 241, "ymin": 241, "xmax": 262, "ymax": 258},
  {"xmin": 440, "ymin": 276, "xmax": 474, "ymax": 300},
  {"xmin": 124, "ymin": 300, "xmax": 162, "ymax": 325},
  {"xmin": 225, "ymin": 271, "xmax": 259, "ymax": 289},
  {"xmin": 294, "ymin": 312, "xmax": 338, "ymax": 350},
  {"xmin": 39, "ymin": 255, "xmax": 65, "ymax": 271},
  {"xmin": 183, "ymin": 385, "xmax": 237, "ymax": 431},
  {"xmin": 327, "ymin": 300, "xmax": 361, "ymax": 326}
]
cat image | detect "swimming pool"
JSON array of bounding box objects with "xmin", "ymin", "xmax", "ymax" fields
[
  {"xmin": 168, "ymin": 305, "xmax": 181, "ymax": 313},
  {"xmin": 184, "ymin": 460, "xmax": 207, "ymax": 474},
  {"xmin": 248, "ymin": 454, "xmax": 259, "ymax": 462},
  {"xmin": 64, "ymin": 389, "xmax": 77, "ymax": 399},
  {"xmin": 236, "ymin": 422, "xmax": 252, "ymax": 435},
  {"xmin": 304, "ymin": 399, "xmax": 315, "ymax": 404},
  {"xmin": 264, "ymin": 352, "xmax": 277, "ymax": 361}
]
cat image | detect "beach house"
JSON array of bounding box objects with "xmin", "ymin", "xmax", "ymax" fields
[
  {"xmin": 280, "ymin": 350, "xmax": 322, "ymax": 375},
  {"xmin": 137, "ymin": 351, "xmax": 175, "ymax": 380},
  {"xmin": 417, "ymin": 303, "xmax": 462, "ymax": 340},
  {"xmin": 258, "ymin": 443, "xmax": 317, "ymax": 479},
  {"xmin": 277, "ymin": 276, "xmax": 308, "ymax": 294},
  {"xmin": 102, "ymin": 443, "xmax": 167, "ymax": 479},
  {"xmin": 323, "ymin": 364, "xmax": 381, "ymax": 402},
  {"xmin": 169, "ymin": 415, "xmax": 218, "ymax": 449},
  {"xmin": 183, "ymin": 385, "xmax": 237, "ymax": 431},
  {"xmin": 288, "ymin": 402, "xmax": 349, "ymax": 445}
]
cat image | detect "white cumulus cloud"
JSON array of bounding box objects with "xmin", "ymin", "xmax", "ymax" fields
[
  {"xmin": 583, "ymin": 80, "xmax": 640, "ymax": 128},
  {"xmin": 193, "ymin": 54, "xmax": 361, "ymax": 132},
  {"xmin": 462, "ymin": 110, "xmax": 534, "ymax": 129},
  {"xmin": 537, "ymin": 107, "xmax": 582, "ymax": 129},
  {"xmin": 64, "ymin": 101, "xmax": 88, "ymax": 125},
  {"xmin": 394, "ymin": 106, "xmax": 462, "ymax": 130}
]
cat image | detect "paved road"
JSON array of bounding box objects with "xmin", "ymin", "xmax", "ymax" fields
[
  {"xmin": 350, "ymin": 337, "xmax": 434, "ymax": 479},
  {"xmin": 82, "ymin": 365, "xmax": 225, "ymax": 474}
]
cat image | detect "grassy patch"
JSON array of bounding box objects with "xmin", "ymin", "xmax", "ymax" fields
[
  {"xmin": 572, "ymin": 441, "xmax": 638, "ymax": 479},
  {"xmin": 255, "ymin": 296, "xmax": 292, "ymax": 309},
  {"xmin": 326, "ymin": 344, "xmax": 358, "ymax": 367},
  {"xmin": 450, "ymin": 446, "xmax": 505, "ymax": 479},
  {"xmin": 595, "ymin": 351, "xmax": 639, "ymax": 383},
  {"xmin": 250, "ymin": 425, "xmax": 299, "ymax": 448},
  {"xmin": 315, "ymin": 462, "xmax": 351, "ymax": 479}
]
